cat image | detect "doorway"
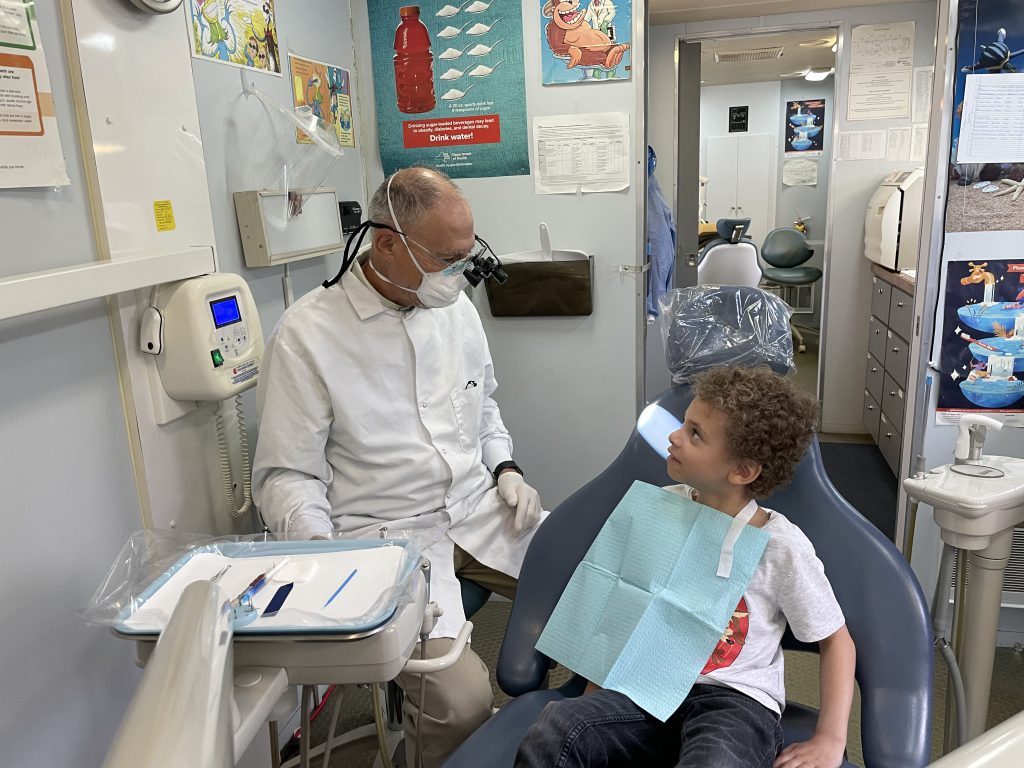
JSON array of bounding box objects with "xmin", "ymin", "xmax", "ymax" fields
[{"xmin": 675, "ymin": 29, "xmax": 838, "ymax": 405}]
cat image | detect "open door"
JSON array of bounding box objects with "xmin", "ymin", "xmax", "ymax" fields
[{"xmin": 676, "ymin": 40, "xmax": 702, "ymax": 288}]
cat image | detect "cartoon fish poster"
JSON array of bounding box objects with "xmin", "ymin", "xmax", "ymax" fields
[
  {"xmin": 367, "ymin": 0, "xmax": 529, "ymax": 178},
  {"xmin": 188, "ymin": 0, "xmax": 282, "ymax": 75},
  {"xmin": 540, "ymin": 0, "xmax": 632, "ymax": 85},
  {"xmin": 290, "ymin": 55, "xmax": 356, "ymax": 148},
  {"xmin": 936, "ymin": 255, "xmax": 1024, "ymax": 419}
]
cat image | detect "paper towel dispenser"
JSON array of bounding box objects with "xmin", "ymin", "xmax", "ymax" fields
[{"xmin": 864, "ymin": 169, "xmax": 924, "ymax": 271}]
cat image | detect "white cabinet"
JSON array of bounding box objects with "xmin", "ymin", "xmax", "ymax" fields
[{"xmin": 704, "ymin": 133, "xmax": 775, "ymax": 244}]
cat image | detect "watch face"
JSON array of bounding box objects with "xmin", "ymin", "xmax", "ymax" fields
[{"xmin": 128, "ymin": 0, "xmax": 184, "ymax": 13}]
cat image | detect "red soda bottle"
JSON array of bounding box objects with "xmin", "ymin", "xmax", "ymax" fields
[{"xmin": 394, "ymin": 6, "xmax": 436, "ymax": 114}]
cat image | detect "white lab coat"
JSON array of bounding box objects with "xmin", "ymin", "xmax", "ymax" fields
[
  {"xmin": 584, "ymin": 0, "xmax": 616, "ymax": 31},
  {"xmin": 253, "ymin": 258, "xmax": 543, "ymax": 639}
]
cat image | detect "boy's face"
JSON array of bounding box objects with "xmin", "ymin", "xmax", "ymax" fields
[{"xmin": 667, "ymin": 398, "xmax": 757, "ymax": 495}]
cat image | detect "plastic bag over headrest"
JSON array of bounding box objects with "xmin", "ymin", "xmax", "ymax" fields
[{"xmin": 658, "ymin": 286, "xmax": 794, "ymax": 384}]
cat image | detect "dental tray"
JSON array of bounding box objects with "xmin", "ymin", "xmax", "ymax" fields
[{"xmin": 115, "ymin": 540, "xmax": 412, "ymax": 636}]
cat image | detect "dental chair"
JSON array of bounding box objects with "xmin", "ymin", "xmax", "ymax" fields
[
  {"xmin": 443, "ymin": 287, "xmax": 933, "ymax": 768},
  {"xmin": 761, "ymin": 227, "xmax": 821, "ymax": 353},
  {"xmin": 697, "ymin": 217, "xmax": 763, "ymax": 287}
]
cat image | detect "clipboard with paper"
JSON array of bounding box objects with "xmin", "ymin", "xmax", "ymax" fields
[
  {"xmin": 535, "ymin": 481, "xmax": 770, "ymax": 721},
  {"xmin": 484, "ymin": 223, "xmax": 593, "ymax": 317}
]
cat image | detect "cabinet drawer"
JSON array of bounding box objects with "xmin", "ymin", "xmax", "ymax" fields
[
  {"xmin": 889, "ymin": 288, "xmax": 914, "ymax": 342},
  {"xmin": 863, "ymin": 389, "xmax": 881, "ymax": 441},
  {"xmin": 871, "ymin": 278, "xmax": 892, "ymax": 323},
  {"xmin": 881, "ymin": 372, "xmax": 906, "ymax": 433},
  {"xmin": 878, "ymin": 412, "xmax": 901, "ymax": 476},
  {"xmin": 865, "ymin": 353, "xmax": 884, "ymax": 403},
  {"xmin": 885, "ymin": 329, "xmax": 910, "ymax": 387},
  {"xmin": 868, "ymin": 316, "xmax": 887, "ymax": 362}
]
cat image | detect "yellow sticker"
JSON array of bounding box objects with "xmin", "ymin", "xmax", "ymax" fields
[{"xmin": 153, "ymin": 200, "xmax": 176, "ymax": 232}]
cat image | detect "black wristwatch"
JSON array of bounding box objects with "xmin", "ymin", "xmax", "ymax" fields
[{"xmin": 493, "ymin": 461, "xmax": 523, "ymax": 480}]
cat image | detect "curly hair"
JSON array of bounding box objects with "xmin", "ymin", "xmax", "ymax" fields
[{"xmin": 691, "ymin": 366, "xmax": 818, "ymax": 499}]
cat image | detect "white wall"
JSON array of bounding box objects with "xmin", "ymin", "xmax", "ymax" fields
[
  {"xmin": 650, "ymin": 1, "xmax": 938, "ymax": 432},
  {"xmin": 698, "ymin": 81, "xmax": 781, "ymax": 178},
  {"xmin": 0, "ymin": 3, "xmax": 143, "ymax": 765}
]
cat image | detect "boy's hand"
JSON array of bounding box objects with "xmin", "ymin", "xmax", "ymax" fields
[{"xmin": 772, "ymin": 734, "xmax": 845, "ymax": 768}]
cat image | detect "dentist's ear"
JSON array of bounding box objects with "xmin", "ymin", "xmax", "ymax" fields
[{"xmin": 372, "ymin": 228, "xmax": 401, "ymax": 266}]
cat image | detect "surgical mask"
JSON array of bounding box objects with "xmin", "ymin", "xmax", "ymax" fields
[{"xmin": 374, "ymin": 174, "xmax": 470, "ymax": 309}]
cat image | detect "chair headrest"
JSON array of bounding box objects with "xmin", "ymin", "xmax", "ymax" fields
[
  {"xmin": 716, "ymin": 218, "xmax": 751, "ymax": 243},
  {"xmin": 762, "ymin": 228, "xmax": 814, "ymax": 268},
  {"xmin": 658, "ymin": 286, "xmax": 794, "ymax": 384}
]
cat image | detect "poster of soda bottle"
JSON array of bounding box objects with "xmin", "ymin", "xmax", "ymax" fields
[{"xmin": 368, "ymin": 1, "xmax": 530, "ymax": 178}]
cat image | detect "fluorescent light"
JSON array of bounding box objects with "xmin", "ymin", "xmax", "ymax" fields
[{"xmin": 805, "ymin": 67, "xmax": 834, "ymax": 81}]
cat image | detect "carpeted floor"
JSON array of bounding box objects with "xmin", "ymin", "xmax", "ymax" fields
[{"xmin": 296, "ymin": 601, "xmax": 1024, "ymax": 767}]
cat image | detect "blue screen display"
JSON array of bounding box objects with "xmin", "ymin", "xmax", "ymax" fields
[{"xmin": 210, "ymin": 296, "xmax": 242, "ymax": 328}]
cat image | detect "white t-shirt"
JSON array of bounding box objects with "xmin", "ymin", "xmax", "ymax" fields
[{"xmin": 666, "ymin": 485, "xmax": 845, "ymax": 714}]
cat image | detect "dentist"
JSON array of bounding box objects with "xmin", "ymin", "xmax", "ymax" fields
[{"xmin": 253, "ymin": 166, "xmax": 545, "ymax": 767}]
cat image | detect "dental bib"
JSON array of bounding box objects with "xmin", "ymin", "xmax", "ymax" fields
[{"xmin": 536, "ymin": 480, "xmax": 770, "ymax": 721}]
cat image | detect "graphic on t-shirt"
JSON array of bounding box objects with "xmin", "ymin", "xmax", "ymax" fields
[{"xmin": 701, "ymin": 597, "xmax": 749, "ymax": 674}]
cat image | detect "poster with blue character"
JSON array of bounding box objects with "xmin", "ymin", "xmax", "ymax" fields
[
  {"xmin": 937, "ymin": 254, "xmax": 1024, "ymax": 418},
  {"xmin": 785, "ymin": 100, "xmax": 826, "ymax": 155},
  {"xmin": 540, "ymin": 0, "xmax": 631, "ymax": 84}
]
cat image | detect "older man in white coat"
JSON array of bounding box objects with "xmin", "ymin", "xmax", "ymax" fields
[{"xmin": 253, "ymin": 166, "xmax": 545, "ymax": 767}]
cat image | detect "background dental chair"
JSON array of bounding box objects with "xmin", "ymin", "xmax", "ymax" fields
[
  {"xmin": 697, "ymin": 217, "xmax": 763, "ymax": 287},
  {"xmin": 443, "ymin": 289, "xmax": 933, "ymax": 768},
  {"xmin": 760, "ymin": 227, "xmax": 821, "ymax": 353}
]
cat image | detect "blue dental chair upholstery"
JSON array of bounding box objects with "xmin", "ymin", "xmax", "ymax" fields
[
  {"xmin": 697, "ymin": 217, "xmax": 763, "ymax": 288},
  {"xmin": 444, "ymin": 397, "xmax": 933, "ymax": 767},
  {"xmin": 761, "ymin": 227, "xmax": 821, "ymax": 353}
]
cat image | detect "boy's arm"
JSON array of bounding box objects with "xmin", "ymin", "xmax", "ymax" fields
[{"xmin": 774, "ymin": 624, "xmax": 856, "ymax": 768}]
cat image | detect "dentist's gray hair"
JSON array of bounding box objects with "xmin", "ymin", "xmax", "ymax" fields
[{"xmin": 367, "ymin": 166, "xmax": 465, "ymax": 230}]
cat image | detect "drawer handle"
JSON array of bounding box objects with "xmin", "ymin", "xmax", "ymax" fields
[
  {"xmin": 875, "ymin": 330, "xmax": 881, "ymax": 335},
  {"xmin": 885, "ymin": 432, "xmax": 893, "ymax": 439},
  {"xmin": 867, "ymin": 405, "xmax": 875, "ymax": 411},
  {"xmin": 892, "ymin": 347, "xmax": 900, "ymax": 353},
  {"xmin": 889, "ymin": 391, "xmax": 897, "ymax": 397},
  {"xmin": 897, "ymin": 301, "xmax": 905, "ymax": 308},
  {"xmin": 878, "ymin": 288, "xmax": 884, "ymax": 294},
  {"xmin": 871, "ymin": 367, "xmax": 878, "ymax": 373}
]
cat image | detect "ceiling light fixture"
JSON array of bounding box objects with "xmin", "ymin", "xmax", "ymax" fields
[
  {"xmin": 805, "ymin": 67, "xmax": 834, "ymax": 81},
  {"xmin": 799, "ymin": 38, "xmax": 834, "ymax": 48}
]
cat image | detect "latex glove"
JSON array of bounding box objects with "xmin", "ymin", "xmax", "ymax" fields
[{"xmin": 497, "ymin": 472, "xmax": 542, "ymax": 537}]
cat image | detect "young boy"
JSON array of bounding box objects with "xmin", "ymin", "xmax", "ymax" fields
[{"xmin": 515, "ymin": 366, "xmax": 856, "ymax": 768}]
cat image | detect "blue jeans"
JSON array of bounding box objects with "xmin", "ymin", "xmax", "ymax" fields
[{"xmin": 514, "ymin": 684, "xmax": 784, "ymax": 768}]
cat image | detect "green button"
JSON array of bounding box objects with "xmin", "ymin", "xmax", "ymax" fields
[{"xmin": 211, "ymin": 349, "xmax": 224, "ymax": 367}]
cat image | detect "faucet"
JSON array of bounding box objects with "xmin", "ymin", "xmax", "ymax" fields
[{"xmin": 954, "ymin": 414, "xmax": 1004, "ymax": 465}]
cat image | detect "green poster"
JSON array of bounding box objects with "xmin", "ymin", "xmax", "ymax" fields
[{"xmin": 368, "ymin": 1, "xmax": 529, "ymax": 178}]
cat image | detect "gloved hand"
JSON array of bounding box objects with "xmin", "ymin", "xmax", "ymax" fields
[{"xmin": 497, "ymin": 472, "xmax": 542, "ymax": 537}]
